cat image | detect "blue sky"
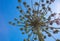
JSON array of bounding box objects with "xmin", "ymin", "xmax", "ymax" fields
[
  {"xmin": 0, "ymin": 0, "xmax": 23, "ymax": 41},
  {"xmin": 0, "ymin": 0, "xmax": 60, "ymax": 41}
]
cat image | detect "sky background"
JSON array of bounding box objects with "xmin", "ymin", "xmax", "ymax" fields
[{"xmin": 0, "ymin": 0, "xmax": 60, "ymax": 41}]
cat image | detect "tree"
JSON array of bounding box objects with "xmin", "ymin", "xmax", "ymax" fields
[{"xmin": 9, "ymin": 0, "xmax": 60, "ymax": 41}]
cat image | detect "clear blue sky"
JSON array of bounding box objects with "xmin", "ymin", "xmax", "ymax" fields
[
  {"xmin": 0, "ymin": 0, "xmax": 24, "ymax": 41},
  {"xmin": 0, "ymin": 0, "xmax": 60, "ymax": 41}
]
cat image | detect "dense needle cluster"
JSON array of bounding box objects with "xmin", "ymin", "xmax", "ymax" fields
[{"xmin": 9, "ymin": 0, "xmax": 60, "ymax": 41}]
